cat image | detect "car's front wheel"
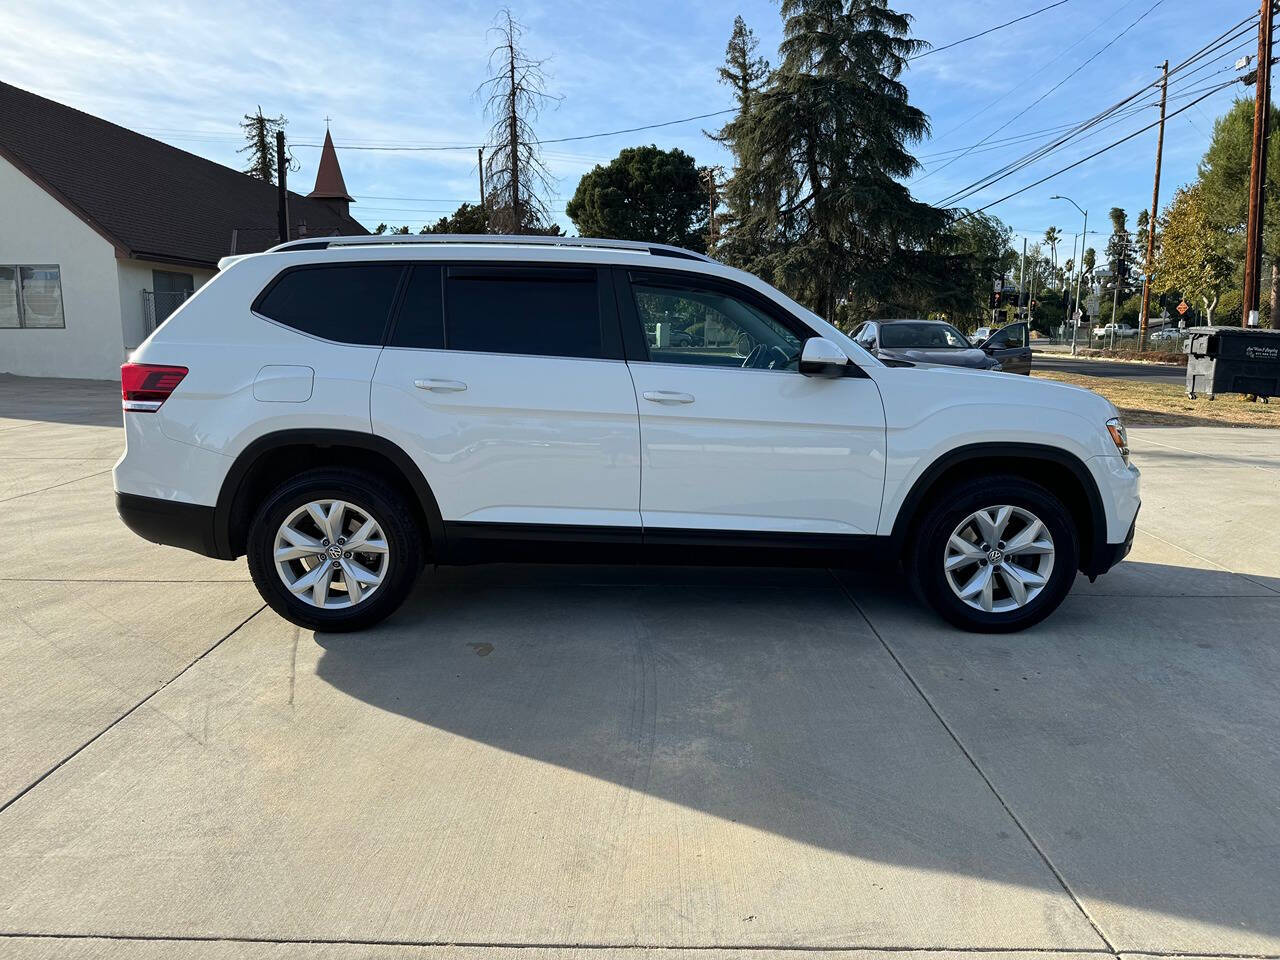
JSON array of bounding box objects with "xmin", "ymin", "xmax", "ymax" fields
[
  {"xmin": 910, "ymin": 475, "xmax": 1079, "ymax": 632},
  {"xmin": 246, "ymin": 468, "xmax": 423, "ymax": 632}
]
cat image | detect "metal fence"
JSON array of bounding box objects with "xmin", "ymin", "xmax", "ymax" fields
[{"xmin": 141, "ymin": 289, "xmax": 191, "ymax": 335}]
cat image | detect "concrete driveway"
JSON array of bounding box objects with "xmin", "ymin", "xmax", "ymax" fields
[{"xmin": 1, "ymin": 374, "xmax": 1278, "ymax": 960}]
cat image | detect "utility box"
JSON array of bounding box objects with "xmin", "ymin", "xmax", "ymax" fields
[{"xmin": 1184, "ymin": 326, "xmax": 1280, "ymax": 400}]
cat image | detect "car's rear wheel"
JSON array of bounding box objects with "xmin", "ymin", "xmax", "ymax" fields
[
  {"xmin": 246, "ymin": 468, "xmax": 422, "ymax": 632},
  {"xmin": 909, "ymin": 475, "xmax": 1078, "ymax": 632}
]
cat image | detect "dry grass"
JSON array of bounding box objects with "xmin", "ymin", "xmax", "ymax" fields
[{"xmin": 1032, "ymin": 370, "xmax": 1280, "ymax": 428}]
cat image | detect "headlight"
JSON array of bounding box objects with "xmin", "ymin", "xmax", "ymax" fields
[{"xmin": 1106, "ymin": 416, "xmax": 1129, "ymax": 461}]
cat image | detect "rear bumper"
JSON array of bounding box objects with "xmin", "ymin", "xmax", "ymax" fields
[{"xmin": 116, "ymin": 492, "xmax": 222, "ymax": 559}]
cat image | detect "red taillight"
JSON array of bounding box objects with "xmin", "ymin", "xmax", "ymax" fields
[{"xmin": 121, "ymin": 363, "xmax": 187, "ymax": 412}]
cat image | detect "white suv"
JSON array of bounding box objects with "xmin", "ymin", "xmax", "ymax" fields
[{"xmin": 114, "ymin": 235, "xmax": 1139, "ymax": 633}]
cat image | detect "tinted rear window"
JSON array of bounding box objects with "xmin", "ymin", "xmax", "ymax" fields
[
  {"xmin": 444, "ymin": 267, "xmax": 603, "ymax": 359},
  {"xmin": 388, "ymin": 265, "xmax": 444, "ymax": 349},
  {"xmin": 256, "ymin": 264, "xmax": 403, "ymax": 345}
]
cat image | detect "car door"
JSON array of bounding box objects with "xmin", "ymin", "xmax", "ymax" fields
[
  {"xmin": 982, "ymin": 321, "xmax": 1032, "ymax": 374},
  {"xmin": 617, "ymin": 268, "xmax": 886, "ymax": 536},
  {"xmin": 371, "ymin": 262, "xmax": 642, "ymax": 534}
]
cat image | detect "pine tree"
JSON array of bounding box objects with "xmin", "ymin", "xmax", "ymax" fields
[
  {"xmin": 238, "ymin": 107, "xmax": 288, "ymax": 183},
  {"xmin": 729, "ymin": 0, "xmax": 947, "ymax": 320},
  {"xmin": 711, "ymin": 16, "xmax": 771, "ymax": 264}
]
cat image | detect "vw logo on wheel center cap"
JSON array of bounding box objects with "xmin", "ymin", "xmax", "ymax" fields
[
  {"xmin": 328, "ymin": 546, "xmax": 343, "ymax": 560},
  {"xmin": 988, "ymin": 548, "xmax": 1004, "ymax": 564}
]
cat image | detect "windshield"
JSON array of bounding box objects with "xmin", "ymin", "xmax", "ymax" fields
[{"xmin": 880, "ymin": 322, "xmax": 971, "ymax": 349}]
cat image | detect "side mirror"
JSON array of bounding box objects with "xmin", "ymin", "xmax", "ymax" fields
[{"xmin": 799, "ymin": 337, "xmax": 850, "ymax": 378}]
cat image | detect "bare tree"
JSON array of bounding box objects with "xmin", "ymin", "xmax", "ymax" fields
[{"xmin": 478, "ymin": 10, "xmax": 558, "ymax": 234}]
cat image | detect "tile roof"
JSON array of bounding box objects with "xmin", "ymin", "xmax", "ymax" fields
[{"xmin": 0, "ymin": 81, "xmax": 367, "ymax": 268}]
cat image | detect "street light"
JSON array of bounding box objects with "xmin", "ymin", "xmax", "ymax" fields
[{"xmin": 1051, "ymin": 195, "xmax": 1087, "ymax": 356}]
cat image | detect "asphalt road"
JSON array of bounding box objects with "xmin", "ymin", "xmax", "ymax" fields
[
  {"xmin": 1035, "ymin": 353, "xmax": 1186, "ymax": 383},
  {"xmin": 2, "ymin": 377, "xmax": 1279, "ymax": 958}
]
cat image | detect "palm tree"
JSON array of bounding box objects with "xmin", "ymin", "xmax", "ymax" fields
[{"xmin": 1043, "ymin": 226, "xmax": 1062, "ymax": 290}]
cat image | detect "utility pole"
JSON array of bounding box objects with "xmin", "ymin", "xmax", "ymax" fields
[
  {"xmin": 1017, "ymin": 238, "xmax": 1027, "ymax": 321},
  {"xmin": 704, "ymin": 166, "xmax": 721, "ymax": 253},
  {"xmin": 1139, "ymin": 60, "xmax": 1168, "ymax": 349},
  {"xmin": 275, "ymin": 130, "xmax": 289, "ymax": 243},
  {"xmin": 1243, "ymin": 0, "xmax": 1274, "ymax": 327},
  {"xmin": 1027, "ymin": 268, "xmax": 1037, "ymax": 327},
  {"xmin": 1070, "ymin": 211, "xmax": 1087, "ymax": 355},
  {"xmin": 477, "ymin": 146, "xmax": 487, "ymax": 233}
]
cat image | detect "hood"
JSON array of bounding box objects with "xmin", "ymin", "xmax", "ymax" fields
[{"xmin": 877, "ymin": 347, "xmax": 996, "ymax": 369}]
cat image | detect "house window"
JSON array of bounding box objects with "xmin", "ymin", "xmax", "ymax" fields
[{"xmin": 0, "ymin": 265, "xmax": 65, "ymax": 329}]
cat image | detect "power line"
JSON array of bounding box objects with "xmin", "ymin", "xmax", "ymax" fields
[
  {"xmin": 918, "ymin": 0, "xmax": 1168, "ymax": 187},
  {"xmin": 291, "ymin": 108, "xmax": 737, "ymax": 152},
  {"xmin": 960, "ymin": 79, "xmax": 1237, "ymax": 217},
  {"xmin": 908, "ymin": 0, "xmax": 1073, "ymax": 61},
  {"xmin": 935, "ymin": 12, "xmax": 1257, "ymax": 207}
]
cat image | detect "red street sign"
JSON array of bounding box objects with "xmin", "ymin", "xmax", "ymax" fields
[{"xmin": 1176, "ymin": 300, "xmax": 1189, "ymax": 315}]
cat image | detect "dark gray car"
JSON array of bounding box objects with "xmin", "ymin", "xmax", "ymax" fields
[{"xmin": 851, "ymin": 319, "xmax": 1002, "ymax": 371}]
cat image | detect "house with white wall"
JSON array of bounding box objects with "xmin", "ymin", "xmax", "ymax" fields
[{"xmin": 0, "ymin": 81, "xmax": 366, "ymax": 380}]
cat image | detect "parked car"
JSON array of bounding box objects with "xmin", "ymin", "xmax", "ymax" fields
[
  {"xmin": 851, "ymin": 318, "xmax": 1003, "ymax": 371},
  {"xmin": 115, "ymin": 235, "xmax": 1139, "ymax": 633},
  {"xmin": 969, "ymin": 326, "xmax": 994, "ymax": 344},
  {"xmin": 1093, "ymin": 323, "xmax": 1137, "ymax": 338},
  {"xmin": 1148, "ymin": 327, "xmax": 1183, "ymax": 343}
]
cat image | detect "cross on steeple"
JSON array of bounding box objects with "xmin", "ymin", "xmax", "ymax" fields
[{"xmin": 323, "ymin": 115, "xmax": 331, "ymax": 129}]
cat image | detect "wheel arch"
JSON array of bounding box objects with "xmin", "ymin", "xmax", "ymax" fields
[
  {"xmin": 889, "ymin": 442, "xmax": 1107, "ymax": 574},
  {"xmin": 214, "ymin": 429, "xmax": 446, "ymax": 560}
]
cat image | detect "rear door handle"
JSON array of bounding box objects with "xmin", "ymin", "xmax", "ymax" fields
[
  {"xmin": 642, "ymin": 390, "xmax": 695, "ymax": 404},
  {"xmin": 414, "ymin": 378, "xmax": 468, "ymax": 393}
]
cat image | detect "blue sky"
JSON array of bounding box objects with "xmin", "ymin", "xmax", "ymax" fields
[{"xmin": 0, "ymin": 0, "xmax": 1257, "ymax": 259}]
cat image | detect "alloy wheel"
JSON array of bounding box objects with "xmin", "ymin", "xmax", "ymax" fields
[
  {"xmin": 273, "ymin": 499, "xmax": 389, "ymax": 609},
  {"xmin": 943, "ymin": 504, "xmax": 1055, "ymax": 613}
]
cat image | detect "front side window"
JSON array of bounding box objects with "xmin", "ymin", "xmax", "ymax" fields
[
  {"xmin": 987, "ymin": 323, "xmax": 1028, "ymax": 349},
  {"xmin": 255, "ymin": 264, "xmax": 403, "ymax": 345},
  {"xmin": 631, "ymin": 280, "xmax": 803, "ymax": 371},
  {"xmin": 0, "ymin": 265, "xmax": 65, "ymax": 329},
  {"xmin": 879, "ymin": 321, "xmax": 970, "ymax": 350},
  {"xmin": 444, "ymin": 266, "xmax": 603, "ymax": 359}
]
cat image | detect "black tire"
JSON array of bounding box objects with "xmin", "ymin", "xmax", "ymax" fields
[
  {"xmin": 246, "ymin": 468, "xmax": 423, "ymax": 632},
  {"xmin": 908, "ymin": 474, "xmax": 1079, "ymax": 633}
]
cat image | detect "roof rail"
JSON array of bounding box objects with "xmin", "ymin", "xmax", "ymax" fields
[{"xmin": 267, "ymin": 233, "xmax": 713, "ymax": 262}]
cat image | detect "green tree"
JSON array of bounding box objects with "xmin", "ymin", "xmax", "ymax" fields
[
  {"xmin": 711, "ymin": 16, "xmax": 771, "ymax": 264},
  {"xmin": 894, "ymin": 211, "xmax": 1013, "ymax": 324},
  {"xmin": 727, "ymin": 0, "xmax": 947, "ymax": 320},
  {"xmin": 1082, "ymin": 246, "xmax": 1097, "ymax": 277},
  {"xmin": 1199, "ymin": 96, "xmax": 1280, "ymax": 326},
  {"xmin": 565, "ymin": 146, "xmax": 708, "ymax": 250},
  {"xmin": 1154, "ymin": 183, "xmax": 1232, "ymax": 324},
  {"xmin": 1043, "ymin": 226, "xmax": 1061, "ymax": 289},
  {"xmin": 425, "ymin": 202, "xmax": 490, "ymax": 234},
  {"xmin": 1104, "ymin": 207, "xmax": 1137, "ymax": 295}
]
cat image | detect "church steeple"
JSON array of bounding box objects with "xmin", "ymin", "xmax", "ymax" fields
[{"xmin": 306, "ymin": 127, "xmax": 354, "ymax": 217}]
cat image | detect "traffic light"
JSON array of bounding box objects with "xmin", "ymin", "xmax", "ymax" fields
[{"xmin": 991, "ymin": 291, "xmax": 1002, "ymax": 308}]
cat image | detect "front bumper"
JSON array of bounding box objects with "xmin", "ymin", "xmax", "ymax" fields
[
  {"xmin": 116, "ymin": 492, "xmax": 221, "ymax": 558},
  {"xmin": 1084, "ymin": 505, "xmax": 1138, "ymax": 578}
]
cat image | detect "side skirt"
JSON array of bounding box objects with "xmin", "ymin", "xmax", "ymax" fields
[{"xmin": 442, "ymin": 521, "xmax": 885, "ymax": 568}]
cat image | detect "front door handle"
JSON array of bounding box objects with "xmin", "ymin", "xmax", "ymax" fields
[
  {"xmin": 414, "ymin": 378, "xmax": 468, "ymax": 393},
  {"xmin": 642, "ymin": 390, "xmax": 695, "ymax": 404}
]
